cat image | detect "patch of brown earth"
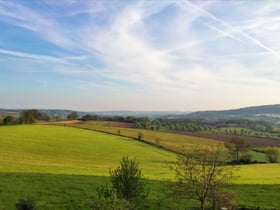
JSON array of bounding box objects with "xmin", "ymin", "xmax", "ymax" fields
[
  {"xmin": 173, "ymin": 131, "xmax": 280, "ymax": 147},
  {"xmin": 36, "ymin": 120, "xmax": 85, "ymax": 125}
]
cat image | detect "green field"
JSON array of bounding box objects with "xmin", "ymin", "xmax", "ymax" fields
[
  {"xmin": 1, "ymin": 125, "xmax": 280, "ymax": 209},
  {"xmin": 0, "ymin": 125, "xmax": 175, "ymax": 179},
  {"xmin": 71, "ymin": 121, "xmax": 221, "ymax": 153}
]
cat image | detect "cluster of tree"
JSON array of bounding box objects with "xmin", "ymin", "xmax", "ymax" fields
[
  {"xmin": 136, "ymin": 118, "xmax": 207, "ymax": 132},
  {"xmin": 67, "ymin": 111, "xmax": 78, "ymax": 120},
  {"xmin": 1, "ymin": 115, "xmax": 18, "ymax": 125},
  {"xmin": 225, "ymin": 137, "xmax": 251, "ymax": 164},
  {"xmin": 81, "ymin": 114, "xmax": 149, "ymax": 124},
  {"xmin": 20, "ymin": 109, "xmax": 50, "ymax": 123},
  {"xmin": 1, "ymin": 109, "xmax": 51, "ymax": 125},
  {"xmin": 211, "ymin": 119, "xmax": 275, "ymax": 133},
  {"xmin": 78, "ymin": 113, "xmax": 279, "ymax": 136},
  {"xmin": 265, "ymin": 147, "xmax": 279, "ymax": 163},
  {"xmin": 225, "ymin": 137, "xmax": 279, "ymax": 164}
]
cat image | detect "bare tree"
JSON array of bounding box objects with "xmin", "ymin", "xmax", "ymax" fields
[
  {"xmin": 171, "ymin": 144, "xmax": 237, "ymax": 210},
  {"xmin": 225, "ymin": 137, "xmax": 249, "ymax": 162}
]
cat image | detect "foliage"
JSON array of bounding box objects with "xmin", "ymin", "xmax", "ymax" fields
[
  {"xmin": 92, "ymin": 185, "xmax": 131, "ymax": 210},
  {"xmin": 240, "ymin": 153, "xmax": 252, "ymax": 164},
  {"xmin": 137, "ymin": 131, "xmax": 143, "ymax": 140},
  {"xmin": 3, "ymin": 115, "xmax": 15, "ymax": 125},
  {"xmin": 20, "ymin": 109, "xmax": 41, "ymax": 124},
  {"xmin": 110, "ymin": 156, "xmax": 148, "ymax": 208},
  {"xmin": 265, "ymin": 147, "xmax": 279, "ymax": 163},
  {"xmin": 67, "ymin": 111, "xmax": 78, "ymax": 120},
  {"xmin": 19, "ymin": 109, "xmax": 50, "ymax": 123},
  {"xmin": 15, "ymin": 198, "xmax": 36, "ymax": 210},
  {"xmin": 225, "ymin": 137, "xmax": 250, "ymax": 162},
  {"xmin": 211, "ymin": 189, "xmax": 238, "ymax": 210},
  {"xmin": 171, "ymin": 144, "xmax": 236, "ymax": 210}
]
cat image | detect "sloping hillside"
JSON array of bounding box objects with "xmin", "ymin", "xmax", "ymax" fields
[{"xmin": 187, "ymin": 104, "xmax": 280, "ymax": 122}]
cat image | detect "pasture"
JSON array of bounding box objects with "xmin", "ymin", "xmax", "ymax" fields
[
  {"xmin": 71, "ymin": 121, "xmax": 221, "ymax": 153},
  {"xmin": 0, "ymin": 124, "xmax": 280, "ymax": 209},
  {"xmin": 0, "ymin": 125, "xmax": 175, "ymax": 179}
]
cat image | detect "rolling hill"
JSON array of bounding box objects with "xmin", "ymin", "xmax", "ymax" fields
[{"xmin": 186, "ymin": 104, "xmax": 280, "ymax": 123}]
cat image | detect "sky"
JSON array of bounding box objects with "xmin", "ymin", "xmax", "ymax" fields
[{"xmin": 0, "ymin": 0, "xmax": 280, "ymax": 111}]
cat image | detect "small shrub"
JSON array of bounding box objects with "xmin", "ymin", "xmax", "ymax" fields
[
  {"xmin": 16, "ymin": 198, "xmax": 36, "ymax": 210},
  {"xmin": 137, "ymin": 132, "xmax": 143, "ymax": 140},
  {"xmin": 92, "ymin": 185, "xmax": 131, "ymax": 210},
  {"xmin": 240, "ymin": 153, "xmax": 252, "ymax": 164},
  {"xmin": 110, "ymin": 156, "xmax": 148, "ymax": 208}
]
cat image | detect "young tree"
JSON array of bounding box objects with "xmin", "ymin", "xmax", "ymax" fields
[
  {"xmin": 137, "ymin": 131, "xmax": 143, "ymax": 140},
  {"xmin": 225, "ymin": 137, "xmax": 249, "ymax": 162},
  {"xmin": 171, "ymin": 144, "xmax": 237, "ymax": 210},
  {"xmin": 110, "ymin": 156, "xmax": 148, "ymax": 208},
  {"xmin": 265, "ymin": 147, "xmax": 279, "ymax": 163},
  {"xmin": 92, "ymin": 185, "xmax": 131, "ymax": 210}
]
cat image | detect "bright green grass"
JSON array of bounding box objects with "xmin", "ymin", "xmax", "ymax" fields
[
  {"xmin": 236, "ymin": 164, "xmax": 280, "ymax": 184},
  {"xmin": 0, "ymin": 125, "xmax": 175, "ymax": 180},
  {"xmin": 72, "ymin": 121, "xmax": 221, "ymax": 153},
  {"xmin": 1, "ymin": 173, "xmax": 280, "ymax": 210},
  {"xmin": 1, "ymin": 125, "xmax": 279, "ymax": 184}
]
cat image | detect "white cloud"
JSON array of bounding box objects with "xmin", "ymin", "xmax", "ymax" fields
[{"xmin": 1, "ymin": 0, "xmax": 280, "ymax": 110}]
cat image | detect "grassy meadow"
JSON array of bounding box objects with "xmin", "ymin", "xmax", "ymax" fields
[
  {"xmin": 71, "ymin": 121, "xmax": 221, "ymax": 153},
  {"xmin": 0, "ymin": 125, "xmax": 175, "ymax": 179},
  {"xmin": 1, "ymin": 124, "xmax": 280, "ymax": 209}
]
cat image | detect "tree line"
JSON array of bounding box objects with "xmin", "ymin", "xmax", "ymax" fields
[
  {"xmin": 0, "ymin": 109, "xmax": 50, "ymax": 125},
  {"xmin": 81, "ymin": 114, "xmax": 278, "ymax": 134},
  {"xmin": 1, "ymin": 111, "xmax": 279, "ymax": 137}
]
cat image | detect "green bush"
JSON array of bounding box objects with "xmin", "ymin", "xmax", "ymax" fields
[{"xmin": 16, "ymin": 198, "xmax": 36, "ymax": 210}]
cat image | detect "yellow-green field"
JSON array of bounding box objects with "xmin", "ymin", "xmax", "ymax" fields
[
  {"xmin": 71, "ymin": 121, "xmax": 221, "ymax": 153},
  {"xmin": 236, "ymin": 164, "xmax": 280, "ymax": 184},
  {"xmin": 0, "ymin": 125, "xmax": 175, "ymax": 180},
  {"xmin": 1, "ymin": 124, "xmax": 279, "ymax": 183}
]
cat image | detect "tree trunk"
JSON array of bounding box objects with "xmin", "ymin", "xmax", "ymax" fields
[{"xmin": 200, "ymin": 199, "xmax": 206, "ymax": 210}]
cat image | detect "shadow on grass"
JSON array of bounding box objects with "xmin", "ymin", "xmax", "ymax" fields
[{"xmin": 1, "ymin": 172, "xmax": 280, "ymax": 210}]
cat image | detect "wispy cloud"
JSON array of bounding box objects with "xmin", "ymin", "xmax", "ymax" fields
[
  {"xmin": 0, "ymin": 0, "xmax": 77, "ymax": 49},
  {"xmin": 1, "ymin": 0, "xmax": 280, "ymax": 110},
  {"xmin": 0, "ymin": 48, "xmax": 65, "ymax": 63}
]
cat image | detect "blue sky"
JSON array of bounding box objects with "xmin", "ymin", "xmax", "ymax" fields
[{"xmin": 0, "ymin": 0, "xmax": 280, "ymax": 111}]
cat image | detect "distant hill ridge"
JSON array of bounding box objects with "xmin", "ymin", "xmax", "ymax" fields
[
  {"xmin": 1, "ymin": 104, "xmax": 280, "ymax": 121},
  {"xmin": 186, "ymin": 104, "xmax": 280, "ymax": 121}
]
